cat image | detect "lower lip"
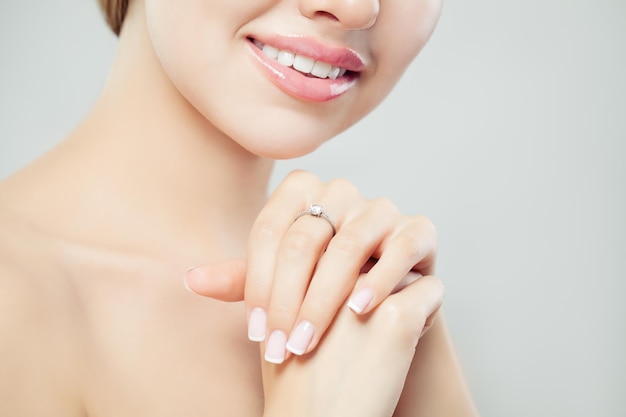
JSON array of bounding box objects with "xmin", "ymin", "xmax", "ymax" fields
[{"xmin": 246, "ymin": 41, "xmax": 357, "ymax": 103}]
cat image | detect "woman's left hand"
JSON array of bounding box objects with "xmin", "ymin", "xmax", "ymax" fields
[{"xmin": 185, "ymin": 170, "xmax": 438, "ymax": 363}]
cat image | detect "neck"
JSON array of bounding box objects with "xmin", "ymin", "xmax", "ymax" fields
[{"xmin": 4, "ymin": 7, "xmax": 274, "ymax": 263}]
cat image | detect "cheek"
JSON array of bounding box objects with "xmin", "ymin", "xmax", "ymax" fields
[
  {"xmin": 142, "ymin": 1, "xmax": 245, "ymax": 136},
  {"xmin": 372, "ymin": 0, "xmax": 442, "ymax": 80},
  {"xmin": 139, "ymin": 0, "xmax": 442, "ymax": 160},
  {"xmin": 140, "ymin": 2, "xmax": 370, "ymax": 159},
  {"xmin": 144, "ymin": 0, "xmax": 216, "ymax": 90}
]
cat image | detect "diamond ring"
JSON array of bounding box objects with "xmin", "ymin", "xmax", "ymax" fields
[{"xmin": 294, "ymin": 204, "xmax": 336, "ymax": 235}]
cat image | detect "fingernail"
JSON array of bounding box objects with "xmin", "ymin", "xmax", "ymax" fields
[
  {"xmin": 248, "ymin": 307, "xmax": 267, "ymax": 342},
  {"xmin": 265, "ymin": 330, "xmax": 287, "ymax": 364},
  {"xmin": 348, "ymin": 288, "xmax": 375, "ymax": 314},
  {"xmin": 183, "ymin": 267, "xmax": 198, "ymax": 294},
  {"xmin": 286, "ymin": 321, "xmax": 315, "ymax": 355}
]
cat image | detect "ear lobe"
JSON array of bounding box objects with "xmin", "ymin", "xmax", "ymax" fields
[{"xmin": 184, "ymin": 259, "xmax": 247, "ymax": 302}]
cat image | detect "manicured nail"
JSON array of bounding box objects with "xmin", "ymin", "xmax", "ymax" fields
[
  {"xmin": 248, "ymin": 307, "xmax": 267, "ymax": 342},
  {"xmin": 183, "ymin": 267, "xmax": 198, "ymax": 294},
  {"xmin": 348, "ymin": 288, "xmax": 375, "ymax": 314},
  {"xmin": 286, "ymin": 321, "xmax": 315, "ymax": 355},
  {"xmin": 265, "ymin": 330, "xmax": 287, "ymax": 364}
]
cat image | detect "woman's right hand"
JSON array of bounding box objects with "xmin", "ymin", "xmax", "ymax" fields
[{"xmin": 261, "ymin": 272, "xmax": 444, "ymax": 417}]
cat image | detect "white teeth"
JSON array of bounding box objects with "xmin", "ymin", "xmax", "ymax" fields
[
  {"xmin": 311, "ymin": 61, "xmax": 332, "ymax": 78},
  {"xmin": 277, "ymin": 50, "xmax": 295, "ymax": 67},
  {"xmin": 327, "ymin": 66, "xmax": 341, "ymax": 80},
  {"xmin": 293, "ymin": 55, "xmax": 315, "ymax": 74},
  {"xmin": 256, "ymin": 40, "xmax": 347, "ymax": 79},
  {"xmin": 262, "ymin": 44, "xmax": 279, "ymax": 60}
]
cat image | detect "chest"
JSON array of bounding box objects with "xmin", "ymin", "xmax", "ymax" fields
[{"xmin": 81, "ymin": 286, "xmax": 264, "ymax": 417}]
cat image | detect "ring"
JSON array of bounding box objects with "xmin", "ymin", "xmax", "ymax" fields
[{"xmin": 294, "ymin": 204, "xmax": 337, "ymax": 235}]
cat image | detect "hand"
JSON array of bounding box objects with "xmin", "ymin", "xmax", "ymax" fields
[
  {"xmin": 186, "ymin": 267, "xmax": 444, "ymax": 417},
  {"xmin": 185, "ymin": 170, "xmax": 437, "ymax": 363},
  {"xmin": 262, "ymin": 272, "xmax": 444, "ymax": 417}
]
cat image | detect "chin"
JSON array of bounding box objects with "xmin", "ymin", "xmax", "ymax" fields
[{"xmin": 237, "ymin": 132, "xmax": 329, "ymax": 160}]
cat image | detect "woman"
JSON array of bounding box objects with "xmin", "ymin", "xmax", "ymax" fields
[{"xmin": 0, "ymin": 0, "xmax": 478, "ymax": 416}]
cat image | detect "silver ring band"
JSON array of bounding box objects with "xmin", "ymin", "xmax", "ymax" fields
[{"xmin": 294, "ymin": 204, "xmax": 336, "ymax": 235}]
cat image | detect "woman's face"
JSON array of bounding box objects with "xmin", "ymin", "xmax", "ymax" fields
[{"xmin": 142, "ymin": 0, "xmax": 442, "ymax": 159}]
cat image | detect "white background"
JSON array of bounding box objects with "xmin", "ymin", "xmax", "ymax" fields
[{"xmin": 1, "ymin": 1, "xmax": 624, "ymax": 416}]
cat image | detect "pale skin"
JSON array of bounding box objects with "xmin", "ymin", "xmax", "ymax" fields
[{"xmin": 0, "ymin": 0, "xmax": 479, "ymax": 416}]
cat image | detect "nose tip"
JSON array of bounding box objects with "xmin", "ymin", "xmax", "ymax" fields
[{"xmin": 298, "ymin": 0, "xmax": 380, "ymax": 30}]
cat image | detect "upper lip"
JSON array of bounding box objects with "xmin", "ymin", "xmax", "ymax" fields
[{"xmin": 248, "ymin": 35, "xmax": 366, "ymax": 72}]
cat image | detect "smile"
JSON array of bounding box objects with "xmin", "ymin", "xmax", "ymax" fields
[
  {"xmin": 246, "ymin": 35, "xmax": 364, "ymax": 102},
  {"xmin": 251, "ymin": 39, "xmax": 348, "ymax": 80}
]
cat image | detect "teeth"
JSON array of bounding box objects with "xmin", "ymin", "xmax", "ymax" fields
[
  {"xmin": 262, "ymin": 44, "xmax": 279, "ymax": 60},
  {"xmin": 293, "ymin": 55, "xmax": 315, "ymax": 74},
  {"xmin": 257, "ymin": 41, "xmax": 347, "ymax": 79},
  {"xmin": 311, "ymin": 61, "xmax": 332, "ymax": 78},
  {"xmin": 328, "ymin": 66, "xmax": 341, "ymax": 80},
  {"xmin": 277, "ymin": 50, "xmax": 295, "ymax": 67}
]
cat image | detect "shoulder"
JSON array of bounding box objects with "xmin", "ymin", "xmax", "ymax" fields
[
  {"xmin": 0, "ymin": 205, "xmax": 57, "ymax": 363},
  {"xmin": 0, "ymin": 214, "xmax": 48, "ymax": 412},
  {"xmin": 0, "ymin": 207, "xmax": 84, "ymax": 416},
  {"xmin": 0, "ymin": 210, "xmax": 40, "ymax": 333},
  {"xmin": 0, "ymin": 203, "xmax": 81, "ymax": 340}
]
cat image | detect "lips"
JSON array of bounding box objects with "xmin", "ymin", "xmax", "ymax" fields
[
  {"xmin": 252, "ymin": 39, "xmax": 348, "ymax": 80},
  {"xmin": 246, "ymin": 36, "xmax": 365, "ymax": 102}
]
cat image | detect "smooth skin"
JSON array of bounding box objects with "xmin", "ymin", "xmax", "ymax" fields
[
  {"xmin": 0, "ymin": 0, "xmax": 479, "ymax": 416},
  {"xmin": 186, "ymin": 171, "xmax": 438, "ymax": 362}
]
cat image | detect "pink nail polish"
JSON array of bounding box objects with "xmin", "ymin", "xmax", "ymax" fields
[
  {"xmin": 265, "ymin": 330, "xmax": 287, "ymax": 364},
  {"xmin": 248, "ymin": 307, "xmax": 267, "ymax": 342},
  {"xmin": 348, "ymin": 288, "xmax": 374, "ymax": 314},
  {"xmin": 286, "ymin": 321, "xmax": 315, "ymax": 355}
]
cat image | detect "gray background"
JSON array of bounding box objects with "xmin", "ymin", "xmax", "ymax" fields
[{"xmin": 1, "ymin": 1, "xmax": 624, "ymax": 416}]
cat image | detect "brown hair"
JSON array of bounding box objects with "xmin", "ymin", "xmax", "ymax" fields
[{"xmin": 98, "ymin": 0, "xmax": 129, "ymax": 36}]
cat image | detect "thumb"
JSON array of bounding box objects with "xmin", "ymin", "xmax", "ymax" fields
[{"xmin": 184, "ymin": 259, "xmax": 246, "ymax": 302}]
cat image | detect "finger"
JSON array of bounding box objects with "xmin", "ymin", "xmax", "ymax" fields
[
  {"xmin": 184, "ymin": 259, "xmax": 246, "ymax": 302},
  {"xmin": 348, "ymin": 216, "xmax": 437, "ymax": 315},
  {"xmin": 264, "ymin": 179, "xmax": 360, "ymax": 363},
  {"xmin": 283, "ymin": 198, "xmax": 398, "ymax": 356},
  {"xmin": 371, "ymin": 274, "xmax": 445, "ymax": 347},
  {"xmin": 245, "ymin": 170, "xmax": 322, "ymax": 340},
  {"xmin": 263, "ymin": 215, "xmax": 338, "ymax": 361}
]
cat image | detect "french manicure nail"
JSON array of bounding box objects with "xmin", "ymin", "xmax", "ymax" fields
[
  {"xmin": 183, "ymin": 267, "xmax": 197, "ymax": 293},
  {"xmin": 348, "ymin": 288, "xmax": 375, "ymax": 314},
  {"xmin": 265, "ymin": 330, "xmax": 287, "ymax": 364},
  {"xmin": 248, "ymin": 307, "xmax": 267, "ymax": 342},
  {"xmin": 286, "ymin": 321, "xmax": 315, "ymax": 355}
]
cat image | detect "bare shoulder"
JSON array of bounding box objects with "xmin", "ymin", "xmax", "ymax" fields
[
  {"xmin": 0, "ymin": 208, "xmax": 42, "ymax": 338},
  {"xmin": 0, "ymin": 208, "xmax": 85, "ymax": 417}
]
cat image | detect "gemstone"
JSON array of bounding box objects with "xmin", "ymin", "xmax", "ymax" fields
[{"xmin": 310, "ymin": 204, "xmax": 323, "ymax": 216}]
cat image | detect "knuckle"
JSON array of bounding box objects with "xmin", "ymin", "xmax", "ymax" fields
[
  {"xmin": 429, "ymin": 276, "xmax": 446, "ymax": 301},
  {"xmin": 284, "ymin": 170, "xmax": 319, "ymax": 188},
  {"xmin": 396, "ymin": 233, "xmax": 423, "ymax": 263},
  {"xmin": 370, "ymin": 197, "xmax": 398, "ymax": 216},
  {"xmin": 373, "ymin": 277, "xmax": 445, "ymax": 348},
  {"xmin": 414, "ymin": 215, "xmax": 438, "ymax": 243},
  {"xmin": 377, "ymin": 301, "xmax": 411, "ymax": 327},
  {"xmin": 281, "ymin": 229, "xmax": 315, "ymax": 260},
  {"xmin": 396, "ymin": 216, "xmax": 439, "ymax": 263},
  {"xmin": 326, "ymin": 178, "xmax": 359, "ymax": 197},
  {"xmin": 251, "ymin": 217, "xmax": 280, "ymax": 244},
  {"xmin": 330, "ymin": 231, "xmax": 367, "ymax": 255},
  {"xmin": 375, "ymin": 301, "xmax": 421, "ymax": 346}
]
